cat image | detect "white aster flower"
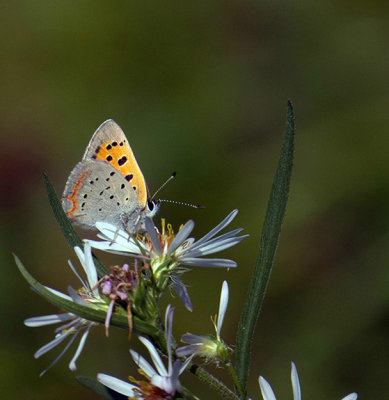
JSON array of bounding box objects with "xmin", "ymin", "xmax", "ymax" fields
[
  {"xmin": 87, "ymin": 209, "xmax": 247, "ymax": 269},
  {"xmin": 176, "ymin": 280, "xmax": 230, "ymax": 362},
  {"xmin": 259, "ymin": 362, "xmax": 358, "ymax": 400},
  {"xmin": 98, "ymin": 305, "xmax": 193, "ymax": 398},
  {"xmin": 24, "ymin": 243, "xmax": 107, "ymax": 375},
  {"xmin": 86, "ymin": 210, "xmax": 247, "ymax": 310}
]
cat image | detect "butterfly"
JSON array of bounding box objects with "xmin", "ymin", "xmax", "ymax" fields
[{"xmin": 62, "ymin": 119, "xmax": 159, "ymax": 234}]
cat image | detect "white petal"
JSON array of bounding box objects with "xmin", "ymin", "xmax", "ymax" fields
[
  {"xmin": 179, "ymin": 353, "xmax": 195, "ymax": 374},
  {"xmin": 67, "ymin": 286, "xmax": 87, "ymax": 305},
  {"xmin": 259, "ymin": 376, "xmax": 277, "ymax": 400},
  {"xmin": 165, "ymin": 305, "xmax": 174, "ymax": 374},
  {"xmin": 24, "ymin": 314, "xmax": 73, "ymax": 327},
  {"xmin": 217, "ymin": 281, "xmax": 229, "ymax": 336},
  {"xmin": 187, "ymin": 228, "xmax": 245, "ymax": 253},
  {"xmin": 86, "ymin": 238, "xmax": 141, "ymax": 254},
  {"xmin": 181, "ymin": 333, "xmax": 207, "ymax": 344},
  {"xmin": 181, "ymin": 257, "xmax": 237, "ymax": 268},
  {"xmin": 34, "ymin": 329, "xmax": 74, "ymax": 358},
  {"xmin": 151, "ymin": 375, "xmax": 175, "ymax": 395},
  {"xmin": 186, "ymin": 236, "xmax": 248, "ymax": 257},
  {"xmin": 130, "ymin": 349, "xmax": 157, "ymax": 378},
  {"xmin": 91, "ymin": 222, "xmax": 142, "ymax": 253},
  {"xmin": 39, "ymin": 333, "xmax": 78, "ymax": 377},
  {"xmin": 95, "ymin": 222, "xmax": 129, "ymax": 243},
  {"xmin": 69, "ymin": 326, "xmax": 90, "ymax": 371},
  {"xmin": 138, "ymin": 336, "xmax": 168, "ymax": 376},
  {"xmin": 341, "ymin": 393, "xmax": 358, "ymax": 400},
  {"xmin": 190, "ymin": 210, "xmax": 238, "ymax": 249},
  {"xmin": 173, "ymin": 277, "xmax": 193, "ymax": 311},
  {"xmin": 171, "ymin": 359, "xmax": 183, "ymax": 392},
  {"xmin": 176, "ymin": 344, "xmax": 201, "ymax": 357},
  {"xmin": 45, "ymin": 286, "xmax": 73, "ymax": 301},
  {"xmin": 291, "ymin": 362, "xmax": 301, "ymax": 400},
  {"xmin": 97, "ymin": 373, "xmax": 137, "ymax": 396},
  {"xmin": 74, "ymin": 246, "xmax": 86, "ymax": 267},
  {"xmin": 85, "ymin": 241, "xmax": 140, "ymax": 256},
  {"xmin": 82, "ymin": 243, "xmax": 98, "ymax": 288},
  {"xmin": 168, "ymin": 220, "xmax": 195, "ymax": 254},
  {"xmin": 54, "ymin": 318, "xmax": 79, "ymax": 334},
  {"xmin": 145, "ymin": 218, "xmax": 162, "ymax": 254},
  {"xmin": 67, "ymin": 258, "xmax": 87, "ymax": 289}
]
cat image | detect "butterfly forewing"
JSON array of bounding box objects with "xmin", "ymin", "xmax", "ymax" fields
[{"xmin": 83, "ymin": 119, "xmax": 148, "ymax": 207}]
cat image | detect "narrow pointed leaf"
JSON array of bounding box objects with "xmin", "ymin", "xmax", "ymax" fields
[
  {"xmin": 43, "ymin": 173, "xmax": 108, "ymax": 276},
  {"xmin": 235, "ymin": 101, "xmax": 295, "ymax": 392},
  {"xmin": 15, "ymin": 254, "xmax": 158, "ymax": 336}
]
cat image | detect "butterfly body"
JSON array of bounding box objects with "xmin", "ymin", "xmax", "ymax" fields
[{"xmin": 62, "ymin": 120, "xmax": 158, "ymax": 234}]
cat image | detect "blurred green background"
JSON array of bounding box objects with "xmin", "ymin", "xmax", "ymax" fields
[{"xmin": 1, "ymin": 1, "xmax": 388, "ymax": 399}]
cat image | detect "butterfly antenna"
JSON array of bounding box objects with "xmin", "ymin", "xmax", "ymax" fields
[
  {"xmin": 158, "ymin": 199, "xmax": 205, "ymax": 209},
  {"xmin": 152, "ymin": 171, "xmax": 177, "ymax": 200}
]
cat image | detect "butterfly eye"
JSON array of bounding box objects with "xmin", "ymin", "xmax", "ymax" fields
[
  {"xmin": 147, "ymin": 199, "xmax": 155, "ymax": 211},
  {"xmin": 146, "ymin": 199, "xmax": 159, "ymax": 218}
]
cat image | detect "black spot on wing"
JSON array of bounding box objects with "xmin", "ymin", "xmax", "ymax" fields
[{"xmin": 118, "ymin": 156, "xmax": 127, "ymax": 166}]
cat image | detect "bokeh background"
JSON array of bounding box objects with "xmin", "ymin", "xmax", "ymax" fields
[{"xmin": 1, "ymin": 1, "xmax": 388, "ymax": 399}]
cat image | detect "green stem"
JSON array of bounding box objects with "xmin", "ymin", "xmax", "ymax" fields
[
  {"xmin": 188, "ymin": 363, "xmax": 239, "ymax": 400},
  {"xmin": 226, "ymin": 362, "xmax": 244, "ymax": 398}
]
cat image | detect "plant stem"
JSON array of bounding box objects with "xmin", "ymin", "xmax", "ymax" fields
[
  {"xmin": 188, "ymin": 362, "xmax": 239, "ymax": 400},
  {"xmin": 226, "ymin": 362, "xmax": 244, "ymax": 398}
]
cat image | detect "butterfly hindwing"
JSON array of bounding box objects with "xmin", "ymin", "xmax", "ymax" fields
[
  {"xmin": 62, "ymin": 160, "xmax": 141, "ymax": 230},
  {"xmin": 82, "ymin": 119, "xmax": 148, "ymax": 207}
]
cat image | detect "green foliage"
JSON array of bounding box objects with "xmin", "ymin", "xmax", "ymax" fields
[{"xmin": 235, "ymin": 101, "xmax": 295, "ymax": 394}]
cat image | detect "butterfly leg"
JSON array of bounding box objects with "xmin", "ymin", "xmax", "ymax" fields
[{"xmin": 109, "ymin": 226, "xmax": 122, "ymax": 246}]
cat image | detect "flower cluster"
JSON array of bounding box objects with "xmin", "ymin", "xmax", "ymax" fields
[
  {"xmin": 19, "ymin": 206, "xmax": 358, "ymax": 400},
  {"xmin": 23, "ymin": 211, "xmax": 246, "ymax": 377}
]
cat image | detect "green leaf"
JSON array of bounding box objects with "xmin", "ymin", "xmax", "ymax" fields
[
  {"xmin": 235, "ymin": 101, "xmax": 295, "ymax": 394},
  {"xmin": 15, "ymin": 254, "xmax": 159, "ymax": 336},
  {"xmin": 76, "ymin": 376, "xmax": 119, "ymax": 399},
  {"xmin": 43, "ymin": 173, "xmax": 108, "ymax": 276}
]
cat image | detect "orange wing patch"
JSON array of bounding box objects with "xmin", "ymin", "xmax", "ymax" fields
[
  {"xmin": 91, "ymin": 139, "xmax": 147, "ymax": 206},
  {"xmin": 65, "ymin": 171, "xmax": 90, "ymax": 217}
]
